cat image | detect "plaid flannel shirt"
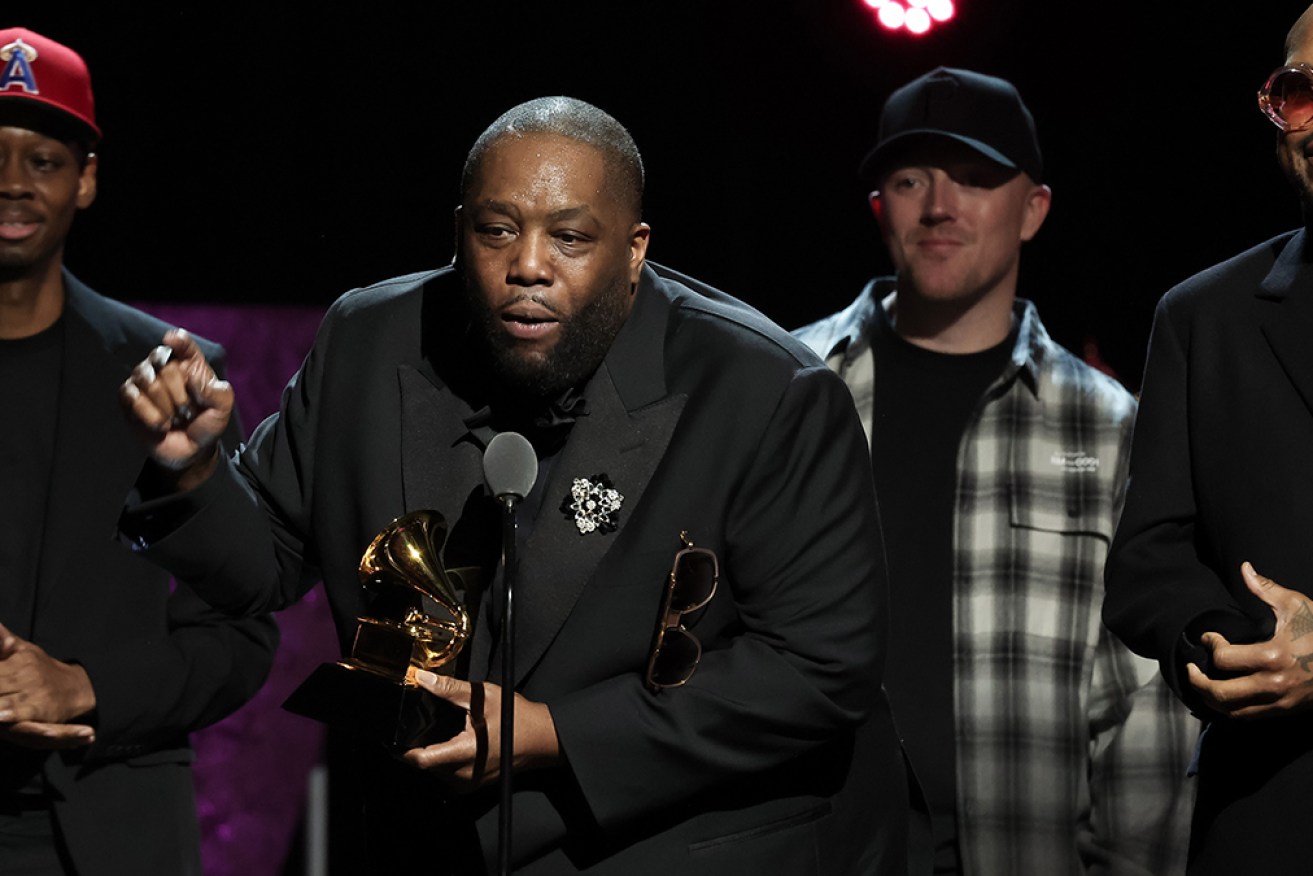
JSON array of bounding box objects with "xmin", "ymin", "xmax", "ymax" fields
[{"xmin": 796, "ymin": 279, "xmax": 1197, "ymax": 876}]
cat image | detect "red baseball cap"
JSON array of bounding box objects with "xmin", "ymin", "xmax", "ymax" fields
[{"xmin": 0, "ymin": 27, "xmax": 100, "ymax": 144}]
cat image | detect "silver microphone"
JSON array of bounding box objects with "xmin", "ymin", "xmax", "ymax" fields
[{"xmin": 483, "ymin": 431, "xmax": 538, "ymax": 502}]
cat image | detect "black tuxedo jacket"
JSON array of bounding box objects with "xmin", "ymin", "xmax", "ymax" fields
[
  {"xmin": 140, "ymin": 263, "xmax": 908, "ymax": 874},
  {"xmin": 5, "ymin": 273, "xmax": 278, "ymax": 875},
  {"xmin": 1105, "ymin": 230, "xmax": 1313, "ymax": 873}
]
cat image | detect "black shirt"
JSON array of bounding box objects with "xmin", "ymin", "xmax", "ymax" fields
[
  {"xmin": 870, "ymin": 304, "xmax": 1013, "ymax": 874},
  {"xmin": 0, "ymin": 318, "xmax": 64, "ymax": 641}
]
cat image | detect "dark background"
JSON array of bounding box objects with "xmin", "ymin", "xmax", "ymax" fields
[{"xmin": 17, "ymin": 2, "xmax": 1309, "ymax": 387}]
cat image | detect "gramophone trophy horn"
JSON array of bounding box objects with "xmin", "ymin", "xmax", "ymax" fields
[
  {"xmin": 283, "ymin": 510, "xmax": 470, "ymax": 749},
  {"xmin": 354, "ymin": 511, "xmax": 471, "ymax": 679}
]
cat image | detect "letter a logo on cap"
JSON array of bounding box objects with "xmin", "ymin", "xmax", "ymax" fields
[{"xmin": 0, "ymin": 38, "xmax": 39, "ymax": 95}]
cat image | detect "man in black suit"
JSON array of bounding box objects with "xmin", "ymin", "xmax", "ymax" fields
[
  {"xmin": 1104, "ymin": 6, "xmax": 1313, "ymax": 874},
  {"xmin": 119, "ymin": 96, "xmax": 908, "ymax": 873},
  {"xmin": 0, "ymin": 26, "xmax": 276, "ymax": 875}
]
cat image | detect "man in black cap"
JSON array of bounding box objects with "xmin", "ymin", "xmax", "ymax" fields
[
  {"xmin": 0, "ymin": 27, "xmax": 275, "ymax": 875},
  {"xmin": 796, "ymin": 67, "xmax": 1196, "ymax": 874}
]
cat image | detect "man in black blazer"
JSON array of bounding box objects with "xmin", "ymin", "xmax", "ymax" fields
[
  {"xmin": 120, "ymin": 96, "xmax": 908, "ymax": 873},
  {"xmin": 1104, "ymin": 6, "xmax": 1313, "ymax": 874},
  {"xmin": 0, "ymin": 27, "xmax": 276, "ymax": 875}
]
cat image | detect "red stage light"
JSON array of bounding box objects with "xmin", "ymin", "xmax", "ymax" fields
[
  {"xmin": 877, "ymin": 2, "xmax": 906, "ymax": 28},
  {"xmin": 928, "ymin": 0, "xmax": 954, "ymax": 21},
  {"xmin": 865, "ymin": 0, "xmax": 954, "ymax": 33}
]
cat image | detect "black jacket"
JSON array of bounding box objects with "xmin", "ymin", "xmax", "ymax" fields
[
  {"xmin": 1106, "ymin": 229, "xmax": 1313, "ymax": 874},
  {"xmin": 9, "ymin": 273, "xmax": 277, "ymax": 875},
  {"xmin": 136, "ymin": 263, "xmax": 908, "ymax": 874}
]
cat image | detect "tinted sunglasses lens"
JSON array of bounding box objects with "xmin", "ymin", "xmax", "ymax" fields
[
  {"xmin": 671, "ymin": 550, "xmax": 716, "ymax": 611},
  {"xmin": 1270, "ymin": 69, "xmax": 1313, "ymax": 129},
  {"xmin": 649, "ymin": 627, "xmax": 701, "ymax": 686}
]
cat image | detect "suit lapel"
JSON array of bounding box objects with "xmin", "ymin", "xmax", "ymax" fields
[
  {"xmin": 398, "ymin": 363, "xmax": 484, "ymax": 522},
  {"xmin": 1259, "ymin": 229, "xmax": 1313, "ymax": 418},
  {"xmin": 33, "ymin": 287, "xmax": 141, "ymax": 626},
  {"xmin": 505, "ymin": 363, "xmax": 685, "ymax": 685}
]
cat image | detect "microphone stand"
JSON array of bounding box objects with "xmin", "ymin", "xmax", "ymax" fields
[
  {"xmin": 497, "ymin": 492, "xmax": 518, "ymax": 876},
  {"xmin": 482, "ymin": 429, "xmax": 536, "ymax": 876}
]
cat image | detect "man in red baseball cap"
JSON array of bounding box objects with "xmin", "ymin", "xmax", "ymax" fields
[
  {"xmin": 0, "ymin": 28, "xmax": 100, "ymax": 146},
  {"xmin": 0, "ymin": 27, "xmax": 276, "ymax": 875}
]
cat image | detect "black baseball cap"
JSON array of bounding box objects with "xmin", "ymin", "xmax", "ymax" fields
[{"xmin": 859, "ymin": 67, "xmax": 1042, "ymax": 183}]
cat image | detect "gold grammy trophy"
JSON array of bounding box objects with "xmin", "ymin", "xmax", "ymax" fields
[{"xmin": 283, "ymin": 510, "xmax": 472, "ymax": 749}]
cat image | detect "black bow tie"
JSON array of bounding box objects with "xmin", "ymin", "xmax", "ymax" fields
[{"xmin": 464, "ymin": 385, "xmax": 588, "ymax": 456}]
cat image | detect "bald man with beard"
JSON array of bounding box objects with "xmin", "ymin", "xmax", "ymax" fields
[{"xmin": 117, "ymin": 96, "xmax": 909, "ymax": 874}]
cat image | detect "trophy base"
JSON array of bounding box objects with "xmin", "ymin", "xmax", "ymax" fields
[{"xmin": 282, "ymin": 662, "xmax": 466, "ymax": 750}]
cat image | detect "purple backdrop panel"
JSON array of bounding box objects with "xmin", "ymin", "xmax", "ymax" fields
[{"xmin": 133, "ymin": 302, "xmax": 339, "ymax": 876}]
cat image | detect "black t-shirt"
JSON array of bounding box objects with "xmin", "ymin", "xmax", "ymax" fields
[
  {"xmin": 0, "ymin": 318, "xmax": 64, "ymax": 641},
  {"xmin": 869, "ymin": 305, "xmax": 1012, "ymax": 873}
]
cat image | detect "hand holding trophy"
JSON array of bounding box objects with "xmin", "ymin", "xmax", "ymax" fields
[{"xmin": 284, "ymin": 510, "xmax": 473, "ymax": 749}]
